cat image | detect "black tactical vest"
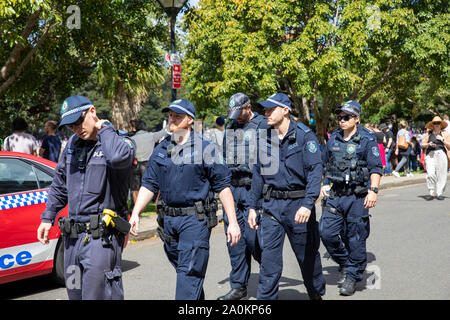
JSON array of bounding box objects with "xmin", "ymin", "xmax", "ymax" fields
[
  {"xmin": 225, "ymin": 113, "xmax": 265, "ymax": 176},
  {"xmin": 325, "ymin": 132, "xmax": 370, "ymax": 189}
]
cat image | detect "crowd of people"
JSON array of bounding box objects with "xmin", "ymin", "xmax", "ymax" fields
[
  {"xmin": 1, "ymin": 117, "xmax": 68, "ymax": 162},
  {"xmin": 2, "ymin": 112, "xmax": 449, "ymax": 201}
]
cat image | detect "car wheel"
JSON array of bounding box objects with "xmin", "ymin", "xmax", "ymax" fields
[{"xmin": 51, "ymin": 237, "xmax": 65, "ymax": 286}]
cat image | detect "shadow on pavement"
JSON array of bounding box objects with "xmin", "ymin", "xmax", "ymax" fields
[
  {"xmin": 122, "ymin": 259, "xmax": 140, "ymax": 272},
  {"xmin": 322, "ymin": 251, "xmax": 377, "ymax": 294},
  {"xmin": 0, "ymin": 274, "xmax": 63, "ymax": 300}
]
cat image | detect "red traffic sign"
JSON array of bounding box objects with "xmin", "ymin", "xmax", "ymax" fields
[{"xmin": 172, "ymin": 65, "xmax": 181, "ymax": 89}]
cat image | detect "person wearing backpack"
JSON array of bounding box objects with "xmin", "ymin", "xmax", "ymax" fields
[{"xmin": 393, "ymin": 120, "xmax": 413, "ymax": 177}]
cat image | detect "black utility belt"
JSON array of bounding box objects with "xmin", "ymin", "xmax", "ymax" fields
[
  {"xmin": 58, "ymin": 210, "xmax": 131, "ymax": 239},
  {"xmin": 159, "ymin": 200, "xmax": 219, "ymax": 230},
  {"xmin": 263, "ymin": 184, "xmax": 306, "ymax": 200},
  {"xmin": 330, "ymin": 185, "xmax": 368, "ymax": 196},
  {"xmin": 163, "ymin": 206, "xmax": 200, "ymax": 217},
  {"xmin": 58, "ymin": 215, "xmax": 107, "ymax": 239}
]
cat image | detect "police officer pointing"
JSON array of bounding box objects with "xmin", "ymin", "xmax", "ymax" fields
[
  {"xmin": 218, "ymin": 93, "xmax": 267, "ymax": 300},
  {"xmin": 129, "ymin": 99, "xmax": 241, "ymax": 300},
  {"xmin": 248, "ymin": 93, "xmax": 326, "ymax": 300},
  {"xmin": 320, "ymin": 100, "xmax": 382, "ymax": 296},
  {"xmin": 37, "ymin": 95, "xmax": 136, "ymax": 300}
]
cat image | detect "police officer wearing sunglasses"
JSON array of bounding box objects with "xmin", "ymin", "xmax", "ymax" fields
[
  {"xmin": 319, "ymin": 100, "xmax": 382, "ymax": 296},
  {"xmin": 37, "ymin": 95, "xmax": 136, "ymax": 300}
]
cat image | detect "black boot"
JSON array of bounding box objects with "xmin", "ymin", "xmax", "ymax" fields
[
  {"xmin": 339, "ymin": 277, "xmax": 356, "ymax": 296},
  {"xmin": 307, "ymin": 291, "xmax": 323, "ymax": 300},
  {"xmin": 217, "ymin": 287, "xmax": 247, "ymax": 300},
  {"xmin": 337, "ymin": 266, "xmax": 347, "ymax": 288}
]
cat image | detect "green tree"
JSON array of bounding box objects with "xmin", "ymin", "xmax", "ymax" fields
[
  {"xmin": 183, "ymin": 0, "xmax": 449, "ymax": 142},
  {"xmin": 0, "ymin": 0, "xmax": 168, "ymax": 136}
]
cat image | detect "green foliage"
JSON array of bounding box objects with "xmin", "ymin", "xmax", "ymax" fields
[
  {"xmin": 0, "ymin": 0, "xmax": 168, "ymax": 136},
  {"xmin": 183, "ymin": 0, "xmax": 449, "ymax": 140}
]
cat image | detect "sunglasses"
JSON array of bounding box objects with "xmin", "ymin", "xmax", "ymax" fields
[
  {"xmin": 337, "ymin": 114, "xmax": 356, "ymax": 122},
  {"xmin": 433, "ymin": 122, "xmax": 441, "ymax": 125},
  {"xmin": 67, "ymin": 111, "xmax": 87, "ymax": 129}
]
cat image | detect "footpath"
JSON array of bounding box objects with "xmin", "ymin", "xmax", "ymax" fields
[{"xmin": 129, "ymin": 172, "xmax": 450, "ymax": 242}]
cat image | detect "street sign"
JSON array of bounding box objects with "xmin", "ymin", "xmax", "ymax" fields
[
  {"xmin": 165, "ymin": 52, "xmax": 181, "ymax": 89},
  {"xmin": 172, "ymin": 64, "xmax": 181, "ymax": 89}
]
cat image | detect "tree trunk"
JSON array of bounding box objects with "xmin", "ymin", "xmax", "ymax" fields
[{"xmin": 110, "ymin": 80, "xmax": 144, "ymax": 131}]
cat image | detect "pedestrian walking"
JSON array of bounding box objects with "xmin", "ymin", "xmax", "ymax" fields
[
  {"xmin": 420, "ymin": 116, "xmax": 450, "ymax": 200},
  {"xmin": 130, "ymin": 119, "xmax": 168, "ymax": 204},
  {"xmin": 37, "ymin": 95, "xmax": 135, "ymax": 300},
  {"xmin": 39, "ymin": 120, "xmax": 62, "ymax": 162},
  {"xmin": 380, "ymin": 123, "xmax": 394, "ymax": 175},
  {"xmin": 209, "ymin": 116, "xmax": 226, "ymax": 148},
  {"xmin": 373, "ymin": 124, "xmax": 386, "ymax": 168},
  {"xmin": 248, "ymin": 93, "xmax": 326, "ymax": 300},
  {"xmin": 217, "ymin": 93, "xmax": 268, "ymax": 300},
  {"xmin": 129, "ymin": 99, "xmax": 241, "ymax": 300},
  {"xmin": 443, "ymin": 115, "xmax": 450, "ymax": 135},
  {"xmin": 3, "ymin": 117, "xmax": 38, "ymax": 155},
  {"xmin": 409, "ymin": 136, "xmax": 421, "ymax": 172},
  {"xmin": 393, "ymin": 120, "xmax": 413, "ymax": 177},
  {"xmin": 319, "ymin": 100, "xmax": 382, "ymax": 296}
]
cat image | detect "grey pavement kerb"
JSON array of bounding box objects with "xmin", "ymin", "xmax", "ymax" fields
[{"xmin": 128, "ymin": 172, "xmax": 450, "ymax": 242}]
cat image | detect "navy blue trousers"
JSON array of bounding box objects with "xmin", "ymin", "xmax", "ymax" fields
[
  {"xmin": 223, "ymin": 190, "xmax": 261, "ymax": 289},
  {"xmin": 64, "ymin": 232, "xmax": 124, "ymax": 300},
  {"xmin": 319, "ymin": 194, "xmax": 371, "ymax": 282},
  {"xmin": 163, "ymin": 214, "xmax": 211, "ymax": 300},
  {"xmin": 256, "ymin": 200, "xmax": 325, "ymax": 300}
]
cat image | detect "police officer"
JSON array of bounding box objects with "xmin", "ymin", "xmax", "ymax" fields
[
  {"xmin": 248, "ymin": 93, "xmax": 326, "ymax": 300},
  {"xmin": 129, "ymin": 99, "xmax": 241, "ymax": 300},
  {"xmin": 37, "ymin": 95, "xmax": 136, "ymax": 300},
  {"xmin": 218, "ymin": 93, "xmax": 268, "ymax": 300},
  {"xmin": 320, "ymin": 100, "xmax": 382, "ymax": 296}
]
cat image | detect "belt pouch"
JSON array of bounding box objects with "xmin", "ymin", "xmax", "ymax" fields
[{"xmin": 90, "ymin": 215, "xmax": 101, "ymax": 239}]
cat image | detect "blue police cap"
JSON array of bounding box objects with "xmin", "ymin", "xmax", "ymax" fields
[
  {"xmin": 162, "ymin": 99, "xmax": 196, "ymax": 119},
  {"xmin": 258, "ymin": 93, "xmax": 292, "ymax": 111},
  {"xmin": 58, "ymin": 95, "xmax": 94, "ymax": 128},
  {"xmin": 227, "ymin": 93, "xmax": 250, "ymax": 120},
  {"xmin": 334, "ymin": 100, "xmax": 361, "ymax": 117}
]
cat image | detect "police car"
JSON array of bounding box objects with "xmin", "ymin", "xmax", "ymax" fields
[{"xmin": 0, "ymin": 151, "xmax": 67, "ymax": 285}]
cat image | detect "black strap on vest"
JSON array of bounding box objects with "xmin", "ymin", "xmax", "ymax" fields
[{"xmin": 231, "ymin": 176, "xmax": 252, "ymax": 187}]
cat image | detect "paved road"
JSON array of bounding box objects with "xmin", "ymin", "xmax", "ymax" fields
[{"xmin": 2, "ymin": 183, "xmax": 449, "ymax": 300}]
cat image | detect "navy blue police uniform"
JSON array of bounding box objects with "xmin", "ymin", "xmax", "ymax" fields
[
  {"xmin": 249, "ymin": 93, "xmax": 326, "ymax": 300},
  {"xmin": 319, "ymin": 101, "xmax": 382, "ymax": 294},
  {"xmin": 41, "ymin": 95, "xmax": 136, "ymax": 300},
  {"xmin": 141, "ymin": 99, "xmax": 231, "ymax": 300},
  {"xmin": 219, "ymin": 92, "xmax": 269, "ymax": 299}
]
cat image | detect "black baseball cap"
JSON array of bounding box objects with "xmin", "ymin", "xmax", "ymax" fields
[
  {"xmin": 227, "ymin": 93, "xmax": 250, "ymax": 120},
  {"xmin": 334, "ymin": 100, "xmax": 361, "ymax": 117}
]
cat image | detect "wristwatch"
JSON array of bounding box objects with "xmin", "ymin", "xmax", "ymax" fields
[
  {"xmin": 101, "ymin": 121, "xmax": 112, "ymax": 129},
  {"xmin": 369, "ymin": 187, "xmax": 379, "ymax": 194}
]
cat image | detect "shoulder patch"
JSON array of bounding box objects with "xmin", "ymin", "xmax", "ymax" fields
[
  {"xmin": 123, "ymin": 138, "xmax": 134, "ymax": 149},
  {"xmin": 371, "ymin": 146, "xmax": 380, "ymax": 157},
  {"xmin": 307, "ymin": 140, "xmax": 318, "ymax": 153},
  {"xmin": 297, "ymin": 122, "xmax": 311, "ymax": 133}
]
